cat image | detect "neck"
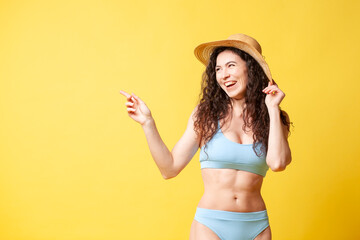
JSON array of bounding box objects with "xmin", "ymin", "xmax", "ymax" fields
[{"xmin": 230, "ymin": 97, "xmax": 246, "ymax": 118}]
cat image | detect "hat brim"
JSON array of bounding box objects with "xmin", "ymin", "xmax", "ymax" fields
[{"xmin": 194, "ymin": 39, "xmax": 273, "ymax": 83}]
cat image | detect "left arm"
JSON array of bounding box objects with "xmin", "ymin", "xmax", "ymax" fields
[{"xmin": 262, "ymin": 82, "xmax": 292, "ymax": 171}]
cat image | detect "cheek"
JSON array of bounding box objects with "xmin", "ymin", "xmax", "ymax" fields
[
  {"xmin": 216, "ymin": 80, "xmax": 227, "ymax": 91},
  {"xmin": 216, "ymin": 74, "xmax": 222, "ymax": 84},
  {"xmin": 215, "ymin": 73, "xmax": 221, "ymax": 81},
  {"xmin": 238, "ymin": 70, "xmax": 248, "ymax": 82}
]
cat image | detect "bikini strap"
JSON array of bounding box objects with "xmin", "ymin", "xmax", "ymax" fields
[{"xmin": 217, "ymin": 119, "xmax": 221, "ymax": 132}]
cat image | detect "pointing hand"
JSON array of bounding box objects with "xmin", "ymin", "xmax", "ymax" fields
[{"xmin": 120, "ymin": 90, "xmax": 152, "ymax": 125}]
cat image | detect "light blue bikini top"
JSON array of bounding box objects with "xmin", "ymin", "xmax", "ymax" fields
[{"xmin": 199, "ymin": 121, "xmax": 269, "ymax": 177}]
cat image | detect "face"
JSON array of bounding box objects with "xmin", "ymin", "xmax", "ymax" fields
[{"xmin": 215, "ymin": 50, "xmax": 248, "ymax": 100}]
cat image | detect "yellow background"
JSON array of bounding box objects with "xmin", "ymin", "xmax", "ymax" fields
[{"xmin": 1, "ymin": 0, "xmax": 359, "ymax": 239}]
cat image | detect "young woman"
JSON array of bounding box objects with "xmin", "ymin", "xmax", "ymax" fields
[{"xmin": 120, "ymin": 33, "xmax": 292, "ymax": 240}]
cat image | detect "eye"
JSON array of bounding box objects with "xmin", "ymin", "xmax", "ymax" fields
[
  {"xmin": 229, "ymin": 63, "xmax": 235, "ymax": 67},
  {"xmin": 215, "ymin": 67, "xmax": 220, "ymax": 72}
]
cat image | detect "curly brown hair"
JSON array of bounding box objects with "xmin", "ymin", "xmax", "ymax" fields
[{"xmin": 194, "ymin": 46, "xmax": 290, "ymax": 156}]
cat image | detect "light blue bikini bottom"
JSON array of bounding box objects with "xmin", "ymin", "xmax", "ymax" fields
[{"xmin": 194, "ymin": 207, "xmax": 269, "ymax": 240}]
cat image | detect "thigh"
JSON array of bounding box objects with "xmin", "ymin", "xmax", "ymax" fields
[
  {"xmin": 189, "ymin": 219, "xmax": 221, "ymax": 240},
  {"xmin": 254, "ymin": 225, "xmax": 272, "ymax": 240}
]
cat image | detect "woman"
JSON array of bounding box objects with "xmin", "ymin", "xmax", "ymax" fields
[{"xmin": 120, "ymin": 33, "xmax": 292, "ymax": 240}]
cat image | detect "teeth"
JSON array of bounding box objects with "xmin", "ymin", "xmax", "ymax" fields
[{"xmin": 225, "ymin": 81, "xmax": 237, "ymax": 87}]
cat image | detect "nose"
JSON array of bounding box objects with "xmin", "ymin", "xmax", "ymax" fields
[{"xmin": 222, "ymin": 68, "xmax": 230, "ymax": 80}]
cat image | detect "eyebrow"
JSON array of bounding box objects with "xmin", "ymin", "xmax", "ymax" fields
[{"xmin": 216, "ymin": 61, "xmax": 237, "ymax": 68}]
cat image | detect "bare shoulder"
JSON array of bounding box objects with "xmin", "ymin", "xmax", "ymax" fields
[
  {"xmin": 187, "ymin": 105, "xmax": 200, "ymax": 141},
  {"xmin": 190, "ymin": 104, "xmax": 207, "ymax": 147},
  {"xmin": 190, "ymin": 104, "xmax": 199, "ymax": 121}
]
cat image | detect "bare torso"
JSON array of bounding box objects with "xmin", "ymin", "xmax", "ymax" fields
[
  {"xmin": 197, "ymin": 115, "xmax": 267, "ymax": 212},
  {"xmin": 198, "ymin": 169, "xmax": 266, "ymax": 212}
]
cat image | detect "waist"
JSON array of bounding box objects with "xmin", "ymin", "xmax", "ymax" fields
[
  {"xmin": 198, "ymin": 191, "xmax": 266, "ymax": 212},
  {"xmin": 199, "ymin": 168, "xmax": 265, "ymax": 212}
]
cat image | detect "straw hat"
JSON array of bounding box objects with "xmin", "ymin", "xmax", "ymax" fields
[{"xmin": 194, "ymin": 33, "xmax": 273, "ymax": 83}]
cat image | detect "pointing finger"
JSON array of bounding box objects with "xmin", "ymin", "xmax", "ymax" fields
[{"xmin": 120, "ymin": 90, "xmax": 132, "ymax": 100}]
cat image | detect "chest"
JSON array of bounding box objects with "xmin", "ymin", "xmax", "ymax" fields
[{"xmin": 220, "ymin": 117, "xmax": 254, "ymax": 144}]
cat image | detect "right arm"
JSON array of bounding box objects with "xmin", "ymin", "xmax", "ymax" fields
[{"xmin": 120, "ymin": 90, "xmax": 200, "ymax": 179}]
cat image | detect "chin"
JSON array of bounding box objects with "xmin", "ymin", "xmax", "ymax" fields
[{"xmin": 227, "ymin": 91, "xmax": 245, "ymax": 100}]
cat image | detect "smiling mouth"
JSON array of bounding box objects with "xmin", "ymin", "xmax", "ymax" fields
[{"xmin": 224, "ymin": 81, "xmax": 237, "ymax": 88}]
